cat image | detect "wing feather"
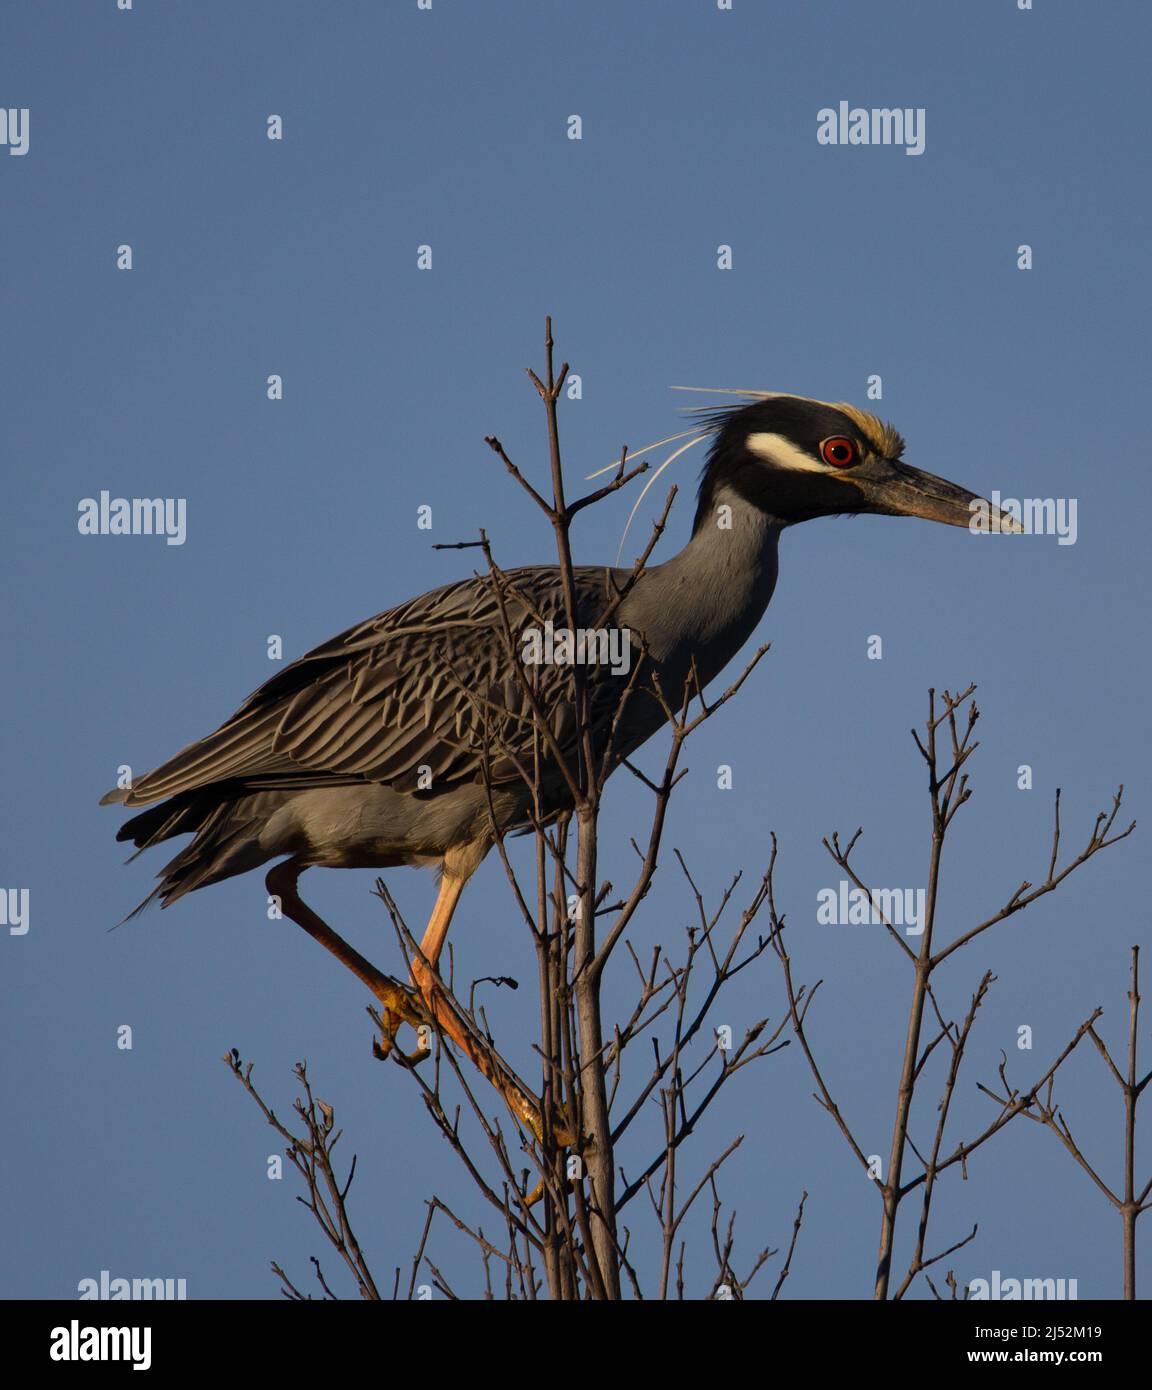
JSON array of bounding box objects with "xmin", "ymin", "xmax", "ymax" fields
[{"xmin": 117, "ymin": 567, "xmax": 636, "ymax": 807}]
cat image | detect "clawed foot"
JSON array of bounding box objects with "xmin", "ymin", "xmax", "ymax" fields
[
  {"xmin": 370, "ymin": 977, "xmax": 432, "ymax": 1064},
  {"xmin": 520, "ymin": 1103, "xmax": 586, "ymax": 1207},
  {"xmin": 368, "ymin": 970, "xmax": 582, "ymax": 1211},
  {"xmin": 522, "ymin": 1101, "xmax": 577, "ymax": 1150}
]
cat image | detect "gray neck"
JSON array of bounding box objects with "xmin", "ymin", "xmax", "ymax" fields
[{"xmin": 620, "ymin": 484, "xmax": 781, "ymax": 685}]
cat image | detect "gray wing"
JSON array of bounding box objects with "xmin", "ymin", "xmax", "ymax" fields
[{"xmin": 105, "ymin": 566, "xmax": 638, "ymax": 808}]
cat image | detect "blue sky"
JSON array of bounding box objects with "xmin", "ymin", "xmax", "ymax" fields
[{"xmin": 2, "ymin": 0, "xmax": 1149, "ymax": 1299}]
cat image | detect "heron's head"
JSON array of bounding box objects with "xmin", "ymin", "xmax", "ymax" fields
[{"xmin": 692, "ymin": 393, "xmax": 1019, "ymax": 534}]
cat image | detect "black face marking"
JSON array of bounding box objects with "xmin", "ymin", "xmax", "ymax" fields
[
  {"xmin": 746, "ymin": 398, "xmax": 864, "ymax": 458},
  {"xmin": 691, "ymin": 397, "xmax": 874, "ymax": 530}
]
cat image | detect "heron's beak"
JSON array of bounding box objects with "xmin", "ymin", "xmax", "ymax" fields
[{"xmin": 860, "ymin": 459, "xmax": 1024, "ymax": 533}]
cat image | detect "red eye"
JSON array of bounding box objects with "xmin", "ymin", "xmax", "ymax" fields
[{"xmin": 821, "ymin": 436, "xmax": 857, "ymax": 467}]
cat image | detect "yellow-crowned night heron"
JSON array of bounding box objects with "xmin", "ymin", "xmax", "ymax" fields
[{"xmin": 104, "ymin": 393, "xmax": 1016, "ymax": 1126}]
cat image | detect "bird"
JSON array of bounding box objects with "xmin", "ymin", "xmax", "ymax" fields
[{"xmin": 104, "ymin": 391, "xmax": 1017, "ymax": 1131}]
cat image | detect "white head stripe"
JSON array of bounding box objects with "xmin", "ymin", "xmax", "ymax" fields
[{"xmin": 745, "ymin": 431, "xmax": 831, "ymax": 475}]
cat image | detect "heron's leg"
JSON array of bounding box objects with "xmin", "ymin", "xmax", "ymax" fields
[
  {"xmin": 409, "ymin": 871, "xmax": 533, "ymax": 1117},
  {"xmin": 265, "ymin": 859, "xmax": 426, "ymax": 1062},
  {"xmin": 409, "ymin": 873, "xmax": 572, "ymax": 1162},
  {"xmin": 414, "ymin": 868, "xmax": 467, "ymax": 976}
]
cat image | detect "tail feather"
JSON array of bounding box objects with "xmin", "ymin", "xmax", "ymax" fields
[
  {"xmin": 109, "ymin": 788, "xmax": 284, "ymax": 918},
  {"xmin": 115, "ymin": 789, "xmax": 219, "ymax": 849}
]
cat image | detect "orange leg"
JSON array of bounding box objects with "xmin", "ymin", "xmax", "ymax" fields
[
  {"xmin": 408, "ymin": 871, "xmax": 545, "ymax": 1135},
  {"xmin": 409, "ymin": 876, "xmax": 578, "ymax": 1199},
  {"xmin": 266, "ymin": 859, "xmax": 426, "ymax": 1061},
  {"xmin": 268, "ymin": 857, "xmax": 565, "ymax": 1176}
]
